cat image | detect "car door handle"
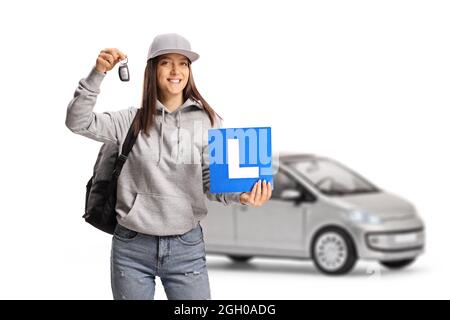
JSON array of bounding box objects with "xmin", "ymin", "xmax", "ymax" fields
[{"xmin": 239, "ymin": 205, "xmax": 249, "ymax": 211}]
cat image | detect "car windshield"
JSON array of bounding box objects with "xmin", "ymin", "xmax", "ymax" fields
[{"xmin": 286, "ymin": 158, "xmax": 379, "ymax": 196}]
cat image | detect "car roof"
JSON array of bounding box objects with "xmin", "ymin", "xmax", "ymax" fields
[{"xmin": 278, "ymin": 152, "xmax": 325, "ymax": 162}]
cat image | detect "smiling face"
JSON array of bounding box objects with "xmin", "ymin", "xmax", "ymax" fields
[{"xmin": 156, "ymin": 53, "xmax": 190, "ymax": 100}]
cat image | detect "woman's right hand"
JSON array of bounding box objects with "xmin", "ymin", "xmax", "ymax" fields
[{"xmin": 95, "ymin": 48, "xmax": 127, "ymax": 74}]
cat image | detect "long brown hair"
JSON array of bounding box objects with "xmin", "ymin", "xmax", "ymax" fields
[{"xmin": 132, "ymin": 56, "xmax": 221, "ymax": 137}]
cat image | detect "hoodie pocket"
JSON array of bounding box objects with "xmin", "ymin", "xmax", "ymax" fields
[{"xmin": 122, "ymin": 192, "xmax": 196, "ymax": 235}]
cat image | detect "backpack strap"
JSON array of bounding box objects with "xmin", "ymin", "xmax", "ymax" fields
[{"xmin": 112, "ymin": 109, "xmax": 141, "ymax": 178}]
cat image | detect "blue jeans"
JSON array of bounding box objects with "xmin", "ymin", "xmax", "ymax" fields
[{"xmin": 110, "ymin": 222, "xmax": 211, "ymax": 300}]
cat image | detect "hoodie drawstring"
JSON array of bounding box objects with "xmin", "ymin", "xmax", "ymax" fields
[
  {"xmin": 156, "ymin": 100, "xmax": 194, "ymax": 165},
  {"xmin": 157, "ymin": 107, "xmax": 183, "ymax": 165},
  {"xmin": 176, "ymin": 110, "xmax": 182, "ymax": 162},
  {"xmin": 157, "ymin": 107, "xmax": 166, "ymax": 166}
]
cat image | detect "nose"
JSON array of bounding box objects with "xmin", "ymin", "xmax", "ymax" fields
[{"xmin": 170, "ymin": 62, "xmax": 180, "ymax": 74}]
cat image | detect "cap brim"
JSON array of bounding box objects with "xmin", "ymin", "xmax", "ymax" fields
[{"xmin": 147, "ymin": 49, "xmax": 200, "ymax": 62}]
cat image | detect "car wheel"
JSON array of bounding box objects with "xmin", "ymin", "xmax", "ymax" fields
[
  {"xmin": 380, "ymin": 258, "xmax": 416, "ymax": 270},
  {"xmin": 228, "ymin": 255, "xmax": 253, "ymax": 263},
  {"xmin": 311, "ymin": 227, "xmax": 357, "ymax": 275}
]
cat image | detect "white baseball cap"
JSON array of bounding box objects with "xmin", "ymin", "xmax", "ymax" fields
[{"xmin": 147, "ymin": 33, "xmax": 200, "ymax": 62}]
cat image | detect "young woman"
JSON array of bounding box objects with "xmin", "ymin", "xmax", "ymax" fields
[{"xmin": 65, "ymin": 33, "xmax": 272, "ymax": 300}]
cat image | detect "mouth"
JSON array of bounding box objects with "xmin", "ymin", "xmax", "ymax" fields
[{"xmin": 168, "ymin": 78, "xmax": 182, "ymax": 84}]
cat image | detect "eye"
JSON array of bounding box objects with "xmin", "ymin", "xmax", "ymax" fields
[
  {"xmin": 181, "ymin": 61, "xmax": 188, "ymax": 66},
  {"xmin": 160, "ymin": 60, "xmax": 169, "ymax": 65}
]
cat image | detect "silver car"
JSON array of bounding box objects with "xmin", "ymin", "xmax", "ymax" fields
[{"xmin": 202, "ymin": 153, "xmax": 425, "ymax": 275}]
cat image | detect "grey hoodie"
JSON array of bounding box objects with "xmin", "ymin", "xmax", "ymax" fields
[{"xmin": 66, "ymin": 66, "xmax": 242, "ymax": 236}]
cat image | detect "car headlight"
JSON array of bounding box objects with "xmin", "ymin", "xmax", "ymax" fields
[{"xmin": 348, "ymin": 211, "xmax": 382, "ymax": 225}]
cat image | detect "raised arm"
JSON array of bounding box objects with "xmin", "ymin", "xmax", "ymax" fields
[{"xmin": 65, "ymin": 48, "xmax": 133, "ymax": 145}]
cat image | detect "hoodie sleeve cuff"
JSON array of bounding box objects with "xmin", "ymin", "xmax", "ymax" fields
[
  {"xmin": 83, "ymin": 66, "xmax": 106, "ymax": 92},
  {"xmin": 225, "ymin": 192, "xmax": 245, "ymax": 205}
]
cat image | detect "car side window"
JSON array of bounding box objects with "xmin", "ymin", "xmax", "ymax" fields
[{"xmin": 272, "ymin": 170, "xmax": 298, "ymax": 199}]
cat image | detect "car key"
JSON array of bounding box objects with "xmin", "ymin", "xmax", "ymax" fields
[{"xmin": 118, "ymin": 57, "xmax": 130, "ymax": 81}]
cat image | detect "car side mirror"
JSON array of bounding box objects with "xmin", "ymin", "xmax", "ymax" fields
[{"xmin": 280, "ymin": 189, "xmax": 302, "ymax": 201}]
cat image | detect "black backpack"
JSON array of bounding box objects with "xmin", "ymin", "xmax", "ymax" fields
[{"xmin": 83, "ymin": 109, "xmax": 140, "ymax": 234}]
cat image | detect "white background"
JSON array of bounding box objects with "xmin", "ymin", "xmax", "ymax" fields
[{"xmin": 0, "ymin": 0, "xmax": 449, "ymax": 299}]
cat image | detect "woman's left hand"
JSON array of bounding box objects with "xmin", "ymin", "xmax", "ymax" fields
[{"xmin": 239, "ymin": 180, "xmax": 272, "ymax": 207}]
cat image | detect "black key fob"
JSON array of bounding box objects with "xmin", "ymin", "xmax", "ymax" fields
[{"xmin": 118, "ymin": 57, "xmax": 130, "ymax": 81}]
